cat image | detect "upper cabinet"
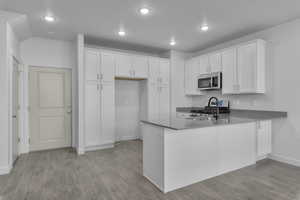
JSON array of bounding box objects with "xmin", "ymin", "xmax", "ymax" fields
[
  {"xmin": 185, "ymin": 57, "xmax": 203, "ymax": 95},
  {"xmin": 85, "ymin": 49, "xmax": 99, "ymax": 81},
  {"xmin": 85, "ymin": 49, "xmax": 115, "ymax": 83},
  {"xmin": 209, "ymin": 52, "xmax": 222, "ymax": 73},
  {"xmin": 115, "ymin": 53, "xmax": 148, "ymax": 79},
  {"xmin": 132, "ymin": 55, "xmax": 149, "ymax": 78},
  {"xmin": 222, "ymin": 48, "xmax": 238, "ymax": 94},
  {"xmin": 222, "ymin": 40, "xmax": 266, "ymax": 94},
  {"xmin": 115, "ymin": 54, "xmax": 132, "ymax": 78},
  {"xmin": 149, "ymin": 57, "xmax": 170, "ymax": 86},
  {"xmin": 185, "ymin": 39, "xmax": 266, "ymax": 95},
  {"xmin": 198, "ymin": 53, "xmax": 222, "ymax": 74}
]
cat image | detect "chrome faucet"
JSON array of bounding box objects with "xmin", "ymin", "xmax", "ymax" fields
[
  {"xmin": 207, "ymin": 97, "xmax": 219, "ymax": 119},
  {"xmin": 208, "ymin": 97, "xmax": 219, "ymax": 107}
]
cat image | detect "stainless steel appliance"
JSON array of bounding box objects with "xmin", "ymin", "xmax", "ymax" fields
[{"xmin": 197, "ymin": 72, "xmax": 222, "ymax": 90}]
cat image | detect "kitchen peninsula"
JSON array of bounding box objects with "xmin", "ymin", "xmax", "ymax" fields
[{"xmin": 141, "ymin": 108, "xmax": 287, "ymax": 193}]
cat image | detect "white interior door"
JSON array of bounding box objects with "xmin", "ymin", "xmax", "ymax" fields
[
  {"xmin": 12, "ymin": 58, "xmax": 19, "ymax": 163},
  {"xmin": 29, "ymin": 67, "xmax": 72, "ymax": 151}
]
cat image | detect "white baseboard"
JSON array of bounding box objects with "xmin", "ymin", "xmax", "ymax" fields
[
  {"xmin": 256, "ymin": 155, "xmax": 268, "ymax": 161},
  {"xmin": 269, "ymin": 154, "xmax": 300, "ymax": 167},
  {"xmin": 0, "ymin": 165, "xmax": 11, "ymax": 175},
  {"xmin": 118, "ymin": 135, "xmax": 139, "ymax": 141},
  {"xmin": 85, "ymin": 143, "xmax": 114, "ymax": 152},
  {"xmin": 76, "ymin": 147, "xmax": 85, "ymax": 155}
]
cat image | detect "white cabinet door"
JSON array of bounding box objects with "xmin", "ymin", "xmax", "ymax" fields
[
  {"xmin": 101, "ymin": 52, "xmax": 115, "ymax": 83},
  {"xmin": 148, "ymin": 83, "xmax": 160, "ymax": 121},
  {"xmin": 159, "ymin": 59, "xmax": 170, "ymax": 86},
  {"xmin": 185, "ymin": 59, "xmax": 193, "ymax": 94},
  {"xmin": 85, "ymin": 82, "xmax": 100, "ymax": 146},
  {"xmin": 115, "ymin": 54, "xmax": 132, "ymax": 77},
  {"xmin": 218, "ymin": 123, "xmax": 256, "ymax": 175},
  {"xmin": 190, "ymin": 58, "xmax": 200, "ymax": 94},
  {"xmin": 85, "ymin": 50, "xmax": 99, "ymax": 81},
  {"xmin": 132, "ymin": 55, "xmax": 148, "ymax": 78},
  {"xmin": 149, "ymin": 57, "xmax": 160, "ymax": 82},
  {"xmin": 185, "ymin": 57, "xmax": 202, "ymax": 95},
  {"xmin": 159, "ymin": 86, "xmax": 170, "ymax": 123},
  {"xmin": 101, "ymin": 83, "xmax": 115, "ymax": 144},
  {"xmin": 237, "ymin": 42, "xmax": 257, "ymax": 93},
  {"xmin": 257, "ymin": 120, "xmax": 272, "ymax": 160},
  {"xmin": 222, "ymin": 48, "xmax": 238, "ymax": 94},
  {"xmin": 209, "ymin": 52, "xmax": 222, "ymax": 72},
  {"xmin": 199, "ymin": 55, "xmax": 210, "ymax": 74}
]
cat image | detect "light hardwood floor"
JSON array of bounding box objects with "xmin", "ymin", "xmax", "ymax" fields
[{"xmin": 1, "ymin": 140, "xmax": 300, "ymax": 200}]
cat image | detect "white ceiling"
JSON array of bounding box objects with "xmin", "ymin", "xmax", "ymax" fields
[{"xmin": 1, "ymin": 0, "xmax": 300, "ymax": 52}]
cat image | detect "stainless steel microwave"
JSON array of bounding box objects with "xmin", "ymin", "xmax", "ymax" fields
[{"xmin": 197, "ymin": 72, "xmax": 222, "ymax": 90}]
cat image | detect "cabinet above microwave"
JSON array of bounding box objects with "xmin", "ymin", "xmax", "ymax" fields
[{"xmin": 185, "ymin": 39, "xmax": 266, "ymax": 95}]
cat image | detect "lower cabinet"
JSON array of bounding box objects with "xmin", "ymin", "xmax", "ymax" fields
[
  {"xmin": 217, "ymin": 123, "xmax": 256, "ymax": 174},
  {"xmin": 85, "ymin": 82, "xmax": 115, "ymax": 150},
  {"xmin": 256, "ymin": 120, "xmax": 272, "ymax": 160}
]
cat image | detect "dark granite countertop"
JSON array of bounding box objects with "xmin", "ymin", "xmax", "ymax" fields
[{"xmin": 140, "ymin": 108, "xmax": 287, "ymax": 130}]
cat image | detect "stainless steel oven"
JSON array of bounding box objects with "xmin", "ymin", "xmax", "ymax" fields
[{"xmin": 197, "ymin": 72, "xmax": 222, "ymax": 90}]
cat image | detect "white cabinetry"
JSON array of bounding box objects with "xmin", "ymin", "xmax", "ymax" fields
[
  {"xmin": 198, "ymin": 53, "xmax": 222, "ymax": 74},
  {"xmin": 148, "ymin": 57, "xmax": 170, "ymax": 123},
  {"xmin": 115, "ymin": 54, "xmax": 132, "ymax": 77},
  {"xmin": 209, "ymin": 52, "xmax": 222, "ymax": 73},
  {"xmin": 256, "ymin": 120, "xmax": 272, "ymax": 160},
  {"xmin": 199, "ymin": 55, "xmax": 209, "ymax": 74},
  {"xmin": 222, "ymin": 39, "xmax": 266, "ymax": 94},
  {"xmin": 115, "ymin": 53, "xmax": 148, "ymax": 79},
  {"xmin": 218, "ymin": 123, "xmax": 256, "ymax": 174},
  {"xmin": 222, "ymin": 48, "xmax": 238, "ymax": 93},
  {"xmin": 84, "ymin": 49, "xmax": 115, "ymax": 150},
  {"xmin": 185, "ymin": 39, "xmax": 266, "ymax": 95},
  {"xmin": 185, "ymin": 57, "xmax": 203, "ymax": 95}
]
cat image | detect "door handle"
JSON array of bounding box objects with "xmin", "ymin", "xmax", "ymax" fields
[{"xmin": 12, "ymin": 115, "xmax": 17, "ymax": 118}]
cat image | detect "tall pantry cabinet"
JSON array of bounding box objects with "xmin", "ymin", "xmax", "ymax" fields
[
  {"xmin": 84, "ymin": 48, "xmax": 115, "ymax": 150},
  {"xmin": 148, "ymin": 57, "xmax": 170, "ymax": 123}
]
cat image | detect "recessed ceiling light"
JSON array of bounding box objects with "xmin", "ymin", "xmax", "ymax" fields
[
  {"xmin": 140, "ymin": 7, "xmax": 150, "ymax": 15},
  {"xmin": 201, "ymin": 24, "xmax": 209, "ymax": 31},
  {"xmin": 118, "ymin": 30, "xmax": 126, "ymax": 36},
  {"xmin": 170, "ymin": 40, "xmax": 176, "ymax": 46},
  {"xmin": 44, "ymin": 15, "xmax": 55, "ymax": 22}
]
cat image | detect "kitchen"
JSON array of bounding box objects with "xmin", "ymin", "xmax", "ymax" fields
[{"xmin": 0, "ymin": 1, "xmax": 300, "ymax": 199}]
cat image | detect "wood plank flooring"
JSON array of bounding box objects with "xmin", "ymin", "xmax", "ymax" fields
[{"xmin": 1, "ymin": 140, "xmax": 300, "ymax": 200}]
